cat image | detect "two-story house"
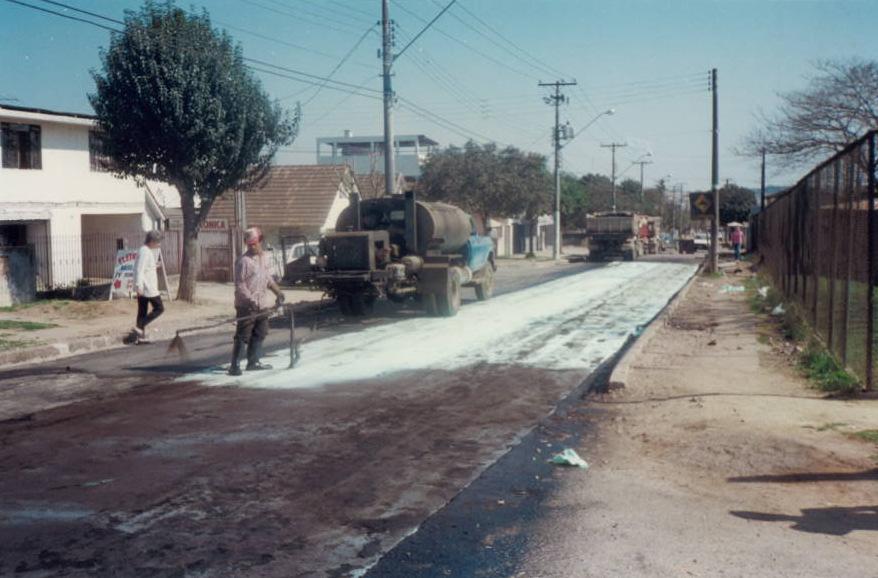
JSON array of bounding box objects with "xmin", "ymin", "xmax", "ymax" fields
[
  {"xmin": 316, "ymin": 131, "xmax": 438, "ymax": 189},
  {"xmin": 0, "ymin": 105, "xmax": 172, "ymax": 288}
]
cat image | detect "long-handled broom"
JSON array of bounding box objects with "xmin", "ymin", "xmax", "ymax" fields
[{"xmin": 167, "ymin": 304, "xmax": 299, "ymax": 368}]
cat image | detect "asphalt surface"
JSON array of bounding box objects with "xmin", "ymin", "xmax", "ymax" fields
[{"xmin": 0, "ymin": 257, "xmax": 696, "ymax": 577}]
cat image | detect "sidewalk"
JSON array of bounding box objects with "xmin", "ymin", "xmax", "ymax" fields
[
  {"xmin": 517, "ymin": 261, "xmax": 878, "ymax": 577},
  {"xmin": 0, "ymin": 282, "xmax": 325, "ymax": 368}
]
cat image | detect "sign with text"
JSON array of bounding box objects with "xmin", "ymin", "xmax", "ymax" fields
[
  {"xmin": 109, "ymin": 248, "xmax": 171, "ymax": 301},
  {"xmin": 168, "ymin": 217, "xmax": 228, "ymax": 231},
  {"xmin": 109, "ymin": 249, "xmax": 139, "ymax": 299},
  {"xmin": 690, "ymin": 192, "xmax": 716, "ymax": 220}
]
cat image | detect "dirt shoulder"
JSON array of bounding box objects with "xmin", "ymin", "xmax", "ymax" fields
[
  {"xmin": 517, "ymin": 263, "xmax": 878, "ymax": 577},
  {"xmin": 0, "ymin": 282, "xmax": 324, "ymax": 367}
]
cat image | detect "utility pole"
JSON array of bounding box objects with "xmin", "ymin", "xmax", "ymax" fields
[
  {"xmin": 760, "ymin": 147, "xmax": 766, "ymax": 211},
  {"xmin": 601, "ymin": 142, "xmax": 627, "ymax": 212},
  {"xmin": 709, "ymin": 67, "xmax": 719, "ymax": 273},
  {"xmin": 636, "ymin": 160, "xmax": 653, "ymax": 201},
  {"xmin": 381, "ymin": 0, "xmax": 395, "ymax": 196},
  {"xmin": 539, "ymin": 79, "xmax": 577, "ymax": 260}
]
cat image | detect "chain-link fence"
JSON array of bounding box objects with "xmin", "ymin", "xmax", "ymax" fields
[{"xmin": 756, "ymin": 130, "xmax": 877, "ymax": 390}]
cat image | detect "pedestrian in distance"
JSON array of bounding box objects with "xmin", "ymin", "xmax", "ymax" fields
[
  {"xmin": 228, "ymin": 227, "xmax": 285, "ymax": 376},
  {"xmin": 730, "ymin": 225, "xmax": 745, "ymax": 261},
  {"xmin": 130, "ymin": 230, "xmax": 165, "ymax": 344}
]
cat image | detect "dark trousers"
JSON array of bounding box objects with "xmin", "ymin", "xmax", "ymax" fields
[
  {"xmin": 136, "ymin": 295, "xmax": 164, "ymax": 330},
  {"xmin": 233, "ymin": 306, "xmax": 270, "ymax": 365}
]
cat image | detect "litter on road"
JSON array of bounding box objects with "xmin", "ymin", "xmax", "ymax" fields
[
  {"xmin": 719, "ymin": 284, "xmax": 746, "ymax": 293},
  {"xmin": 757, "ymin": 286, "xmax": 770, "ymax": 298},
  {"xmin": 772, "ymin": 303, "xmax": 786, "ymax": 316},
  {"xmin": 549, "ymin": 448, "xmax": 589, "ymax": 469}
]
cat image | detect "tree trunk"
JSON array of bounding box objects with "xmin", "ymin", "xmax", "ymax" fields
[{"xmin": 177, "ymin": 194, "xmax": 200, "ymax": 302}]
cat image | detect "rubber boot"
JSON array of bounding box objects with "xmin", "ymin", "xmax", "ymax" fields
[
  {"xmin": 228, "ymin": 339, "xmax": 245, "ymax": 376},
  {"xmin": 246, "ymin": 339, "xmax": 273, "ymax": 371}
]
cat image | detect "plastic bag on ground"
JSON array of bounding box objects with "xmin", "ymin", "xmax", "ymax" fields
[
  {"xmin": 757, "ymin": 286, "xmax": 769, "ymax": 298},
  {"xmin": 549, "ymin": 448, "xmax": 589, "ymax": 469},
  {"xmin": 719, "ymin": 285, "xmax": 745, "ymax": 294},
  {"xmin": 772, "ymin": 304, "xmax": 785, "ymax": 316}
]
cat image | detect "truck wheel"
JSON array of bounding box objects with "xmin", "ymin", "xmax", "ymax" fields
[
  {"xmin": 475, "ymin": 262, "xmax": 494, "ymax": 301},
  {"xmin": 436, "ymin": 268, "xmax": 462, "ymax": 316},
  {"xmin": 337, "ymin": 294, "xmax": 354, "ymax": 316},
  {"xmin": 422, "ymin": 293, "xmax": 438, "ymax": 316}
]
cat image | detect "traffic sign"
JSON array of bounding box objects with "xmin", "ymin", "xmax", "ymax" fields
[{"xmin": 690, "ymin": 192, "xmax": 715, "ymax": 220}]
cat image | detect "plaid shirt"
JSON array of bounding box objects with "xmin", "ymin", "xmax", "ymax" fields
[{"xmin": 234, "ymin": 251, "xmax": 274, "ymax": 310}]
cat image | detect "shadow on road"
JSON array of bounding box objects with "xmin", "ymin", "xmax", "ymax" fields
[
  {"xmin": 730, "ymin": 506, "xmax": 878, "ymax": 535},
  {"xmin": 727, "ymin": 469, "xmax": 878, "ymax": 483}
]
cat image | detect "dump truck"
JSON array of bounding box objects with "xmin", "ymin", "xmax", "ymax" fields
[
  {"xmin": 313, "ymin": 191, "xmax": 496, "ymax": 317},
  {"xmin": 585, "ymin": 211, "xmax": 644, "ymax": 262}
]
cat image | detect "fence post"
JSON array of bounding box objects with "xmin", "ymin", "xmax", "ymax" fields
[
  {"xmin": 828, "ymin": 162, "xmax": 839, "ymax": 351},
  {"xmin": 866, "ymin": 133, "xmax": 876, "ymax": 391},
  {"xmin": 841, "ymin": 160, "xmax": 855, "ymax": 366}
]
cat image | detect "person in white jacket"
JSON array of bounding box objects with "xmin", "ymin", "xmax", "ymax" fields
[{"xmin": 132, "ymin": 230, "xmax": 165, "ymax": 343}]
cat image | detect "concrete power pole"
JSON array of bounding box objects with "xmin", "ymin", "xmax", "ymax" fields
[
  {"xmin": 601, "ymin": 142, "xmax": 627, "ymax": 212},
  {"xmin": 709, "ymin": 67, "xmax": 719, "ymax": 273},
  {"xmin": 760, "ymin": 147, "xmax": 766, "ymax": 211},
  {"xmin": 539, "ymin": 80, "xmax": 577, "ymax": 260},
  {"xmin": 381, "ymin": 0, "xmax": 395, "ymax": 196},
  {"xmin": 636, "ymin": 160, "xmax": 653, "ymax": 201}
]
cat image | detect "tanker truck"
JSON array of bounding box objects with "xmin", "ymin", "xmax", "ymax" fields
[{"xmin": 312, "ymin": 191, "xmax": 496, "ymax": 317}]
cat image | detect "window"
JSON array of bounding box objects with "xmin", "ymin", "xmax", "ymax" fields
[
  {"xmin": 89, "ymin": 130, "xmax": 114, "ymax": 172},
  {"xmin": 1, "ymin": 123, "xmax": 41, "ymax": 169}
]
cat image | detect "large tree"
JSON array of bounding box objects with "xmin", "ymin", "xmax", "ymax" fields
[
  {"xmin": 91, "ymin": 1, "xmax": 298, "ymax": 301},
  {"xmin": 418, "ymin": 142, "xmax": 550, "ymax": 229},
  {"xmin": 689, "ymin": 184, "xmax": 756, "ymax": 225},
  {"xmin": 743, "ymin": 59, "xmax": 878, "ymax": 167}
]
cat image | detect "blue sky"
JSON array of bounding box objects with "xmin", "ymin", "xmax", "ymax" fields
[{"xmin": 1, "ymin": 0, "xmax": 875, "ymax": 192}]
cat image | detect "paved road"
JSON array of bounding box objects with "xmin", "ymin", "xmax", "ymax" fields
[{"xmin": 0, "ymin": 257, "xmax": 697, "ymax": 577}]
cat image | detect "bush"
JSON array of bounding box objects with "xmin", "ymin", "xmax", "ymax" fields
[{"xmin": 799, "ymin": 341, "xmax": 860, "ymax": 394}]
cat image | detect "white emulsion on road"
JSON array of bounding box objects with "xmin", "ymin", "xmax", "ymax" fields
[{"xmin": 187, "ymin": 261, "xmax": 697, "ymax": 390}]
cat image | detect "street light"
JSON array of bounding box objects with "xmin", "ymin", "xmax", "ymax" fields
[
  {"xmin": 550, "ymin": 108, "xmax": 615, "ymax": 261},
  {"xmin": 561, "ymin": 108, "xmax": 615, "ymax": 148}
]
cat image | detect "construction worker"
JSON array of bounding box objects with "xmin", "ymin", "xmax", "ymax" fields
[{"xmin": 228, "ymin": 227, "xmax": 285, "ymax": 376}]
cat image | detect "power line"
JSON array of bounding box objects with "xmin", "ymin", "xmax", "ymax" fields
[
  {"xmin": 242, "ymin": 57, "xmax": 383, "ymax": 94},
  {"xmin": 33, "ymin": 0, "xmax": 122, "ymax": 24},
  {"xmin": 245, "ymin": 64, "xmax": 383, "ymax": 100},
  {"xmin": 238, "ymin": 0, "xmax": 362, "ymax": 35},
  {"xmin": 3, "ymin": 0, "xmax": 120, "ymax": 32},
  {"xmin": 395, "ymin": 0, "xmax": 456, "ymax": 60},
  {"xmin": 391, "ymin": 0, "xmax": 538, "ymax": 80},
  {"xmin": 214, "ymin": 19, "xmax": 373, "ymax": 67},
  {"xmin": 294, "ymin": 23, "xmax": 378, "ymax": 106},
  {"xmin": 441, "ymin": 0, "xmax": 568, "ymax": 81}
]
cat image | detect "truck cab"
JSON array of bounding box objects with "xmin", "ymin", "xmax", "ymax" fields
[{"xmin": 313, "ymin": 192, "xmax": 496, "ymax": 317}]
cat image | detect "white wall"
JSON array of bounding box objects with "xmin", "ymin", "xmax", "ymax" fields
[
  {"xmin": 321, "ymin": 187, "xmax": 350, "ymax": 234},
  {"xmin": 1, "ymin": 109, "xmax": 176, "ymax": 286}
]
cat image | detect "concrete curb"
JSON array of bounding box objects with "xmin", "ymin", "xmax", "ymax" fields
[
  {"xmin": 0, "ymin": 334, "xmax": 126, "ymax": 368},
  {"xmin": 607, "ymin": 264, "xmax": 704, "ymax": 390},
  {"xmin": 0, "ymin": 299, "xmax": 331, "ymax": 370}
]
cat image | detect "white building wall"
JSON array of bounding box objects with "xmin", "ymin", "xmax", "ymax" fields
[
  {"xmin": 321, "ymin": 188, "xmax": 350, "ymax": 234},
  {"xmin": 1, "ymin": 109, "xmax": 176, "ymax": 287}
]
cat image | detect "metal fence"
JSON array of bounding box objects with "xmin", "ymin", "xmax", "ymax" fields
[
  {"xmin": 32, "ymin": 229, "xmax": 246, "ymax": 290},
  {"xmin": 756, "ymin": 130, "xmax": 877, "ymax": 390}
]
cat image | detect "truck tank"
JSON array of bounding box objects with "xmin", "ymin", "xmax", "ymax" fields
[{"xmin": 336, "ymin": 197, "xmax": 473, "ymax": 255}]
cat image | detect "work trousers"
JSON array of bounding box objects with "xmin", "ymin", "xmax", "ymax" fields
[
  {"xmin": 234, "ymin": 306, "xmax": 270, "ymax": 346},
  {"xmin": 136, "ymin": 295, "xmax": 164, "ymax": 330}
]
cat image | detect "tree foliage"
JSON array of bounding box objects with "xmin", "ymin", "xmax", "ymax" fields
[
  {"xmin": 688, "ymin": 184, "xmax": 756, "ymax": 225},
  {"xmin": 418, "ymin": 142, "xmax": 551, "ymax": 229},
  {"xmin": 743, "ymin": 59, "xmax": 878, "ymax": 167},
  {"xmin": 560, "ymin": 173, "xmax": 667, "ymax": 228},
  {"xmin": 90, "ymin": 1, "xmax": 298, "ymax": 300}
]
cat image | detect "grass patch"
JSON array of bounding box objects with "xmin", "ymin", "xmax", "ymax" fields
[
  {"xmin": 852, "ymin": 430, "xmax": 878, "ymax": 444},
  {"xmin": 799, "ymin": 342, "xmax": 860, "ymax": 394},
  {"xmin": 0, "ymin": 320, "xmax": 57, "ymax": 331},
  {"xmin": 0, "ymin": 334, "xmax": 36, "ymax": 351},
  {"xmin": 816, "ymin": 422, "xmax": 847, "ymax": 432}
]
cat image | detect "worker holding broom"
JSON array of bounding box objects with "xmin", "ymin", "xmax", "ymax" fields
[{"xmin": 228, "ymin": 227, "xmax": 285, "ymax": 376}]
